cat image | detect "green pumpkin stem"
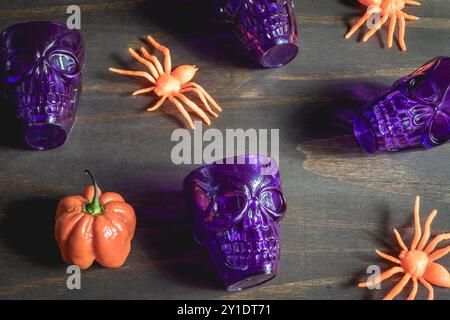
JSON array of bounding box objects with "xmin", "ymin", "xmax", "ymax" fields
[{"xmin": 83, "ymin": 169, "xmax": 104, "ymax": 215}]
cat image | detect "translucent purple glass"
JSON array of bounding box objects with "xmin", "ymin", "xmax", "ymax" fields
[
  {"xmin": 0, "ymin": 22, "xmax": 85, "ymax": 150},
  {"xmin": 354, "ymin": 57, "xmax": 450, "ymax": 153},
  {"xmin": 184, "ymin": 155, "xmax": 287, "ymax": 291},
  {"xmin": 216, "ymin": 0, "xmax": 299, "ymax": 68}
]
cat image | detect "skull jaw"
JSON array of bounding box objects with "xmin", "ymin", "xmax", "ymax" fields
[
  {"xmin": 205, "ymin": 238, "xmax": 279, "ymax": 291},
  {"xmin": 14, "ymin": 88, "xmax": 80, "ymax": 151},
  {"xmin": 233, "ymin": 0, "xmax": 299, "ymax": 68},
  {"xmin": 200, "ymin": 224, "xmax": 280, "ymax": 291},
  {"xmin": 17, "ymin": 100, "xmax": 77, "ymax": 150},
  {"xmin": 354, "ymin": 92, "xmax": 426, "ymax": 152}
]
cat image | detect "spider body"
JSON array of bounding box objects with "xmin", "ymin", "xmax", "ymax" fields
[
  {"xmin": 345, "ymin": 0, "xmax": 421, "ymax": 51},
  {"xmin": 109, "ymin": 36, "xmax": 222, "ymax": 130},
  {"xmin": 373, "ymin": 0, "xmax": 405, "ymax": 12},
  {"xmin": 154, "ymin": 72, "xmax": 182, "ymax": 97},
  {"xmin": 399, "ymin": 250, "xmax": 428, "ymax": 277},
  {"xmin": 359, "ymin": 196, "xmax": 450, "ymax": 300}
]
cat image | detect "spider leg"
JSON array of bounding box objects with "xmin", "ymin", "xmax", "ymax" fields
[
  {"xmin": 407, "ymin": 277, "xmax": 418, "ymax": 300},
  {"xmin": 417, "ymin": 210, "xmax": 437, "ymax": 251},
  {"xmin": 375, "ymin": 249, "xmax": 401, "ymax": 264},
  {"xmin": 128, "ymin": 48, "xmax": 159, "ymax": 79},
  {"xmin": 419, "ymin": 278, "xmax": 434, "ymax": 300},
  {"xmin": 344, "ymin": 7, "xmax": 379, "ymax": 39},
  {"xmin": 147, "ymin": 35, "xmax": 172, "ymax": 73},
  {"xmin": 393, "ymin": 229, "xmax": 408, "ymax": 252},
  {"xmin": 410, "ymin": 196, "xmax": 422, "ymax": 250},
  {"xmin": 175, "ymin": 93, "xmax": 211, "ymax": 125},
  {"xmin": 358, "ymin": 266, "xmax": 404, "ymax": 288},
  {"xmin": 169, "ymin": 96, "xmax": 195, "ymax": 130},
  {"xmin": 398, "ymin": 13, "xmax": 407, "ymax": 51},
  {"xmin": 109, "ymin": 68, "xmax": 156, "ymax": 84},
  {"xmin": 180, "ymin": 87, "xmax": 219, "ymax": 118},
  {"xmin": 140, "ymin": 47, "xmax": 164, "ymax": 75},
  {"xmin": 424, "ymin": 233, "xmax": 450, "ymax": 255},
  {"xmin": 429, "ymin": 245, "xmax": 450, "ymax": 262},
  {"xmin": 402, "ymin": 13, "xmax": 420, "ymax": 21},
  {"xmin": 147, "ymin": 96, "xmax": 167, "ymax": 111},
  {"xmin": 133, "ymin": 86, "xmax": 155, "ymax": 96},
  {"xmin": 405, "ymin": 0, "xmax": 421, "ymax": 6},
  {"xmin": 182, "ymin": 82, "xmax": 222, "ymax": 112},
  {"xmin": 362, "ymin": 13, "xmax": 389, "ymax": 42},
  {"xmin": 387, "ymin": 14, "xmax": 397, "ymax": 48},
  {"xmin": 383, "ymin": 274, "xmax": 411, "ymax": 300}
]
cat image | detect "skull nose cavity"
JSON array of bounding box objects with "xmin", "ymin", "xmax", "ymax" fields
[
  {"xmin": 23, "ymin": 122, "xmax": 68, "ymax": 151},
  {"xmin": 245, "ymin": 203, "xmax": 267, "ymax": 230}
]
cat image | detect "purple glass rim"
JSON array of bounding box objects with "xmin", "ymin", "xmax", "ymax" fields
[
  {"xmin": 353, "ymin": 114, "xmax": 379, "ymax": 153},
  {"xmin": 259, "ymin": 42, "xmax": 299, "ymax": 68},
  {"xmin": 0, "ymin": 21, "xmax": 69, "ymax": 36},
  {"xmin": 226, "ymin": 271, "xmax": 276, "ymax": 291},
  {"xmin": 183, "ymin": 154, "xmax": 280, "ymax": 184},
  {"xmin": 23, "ymin": 122, "xmax": 69, "ymax": 151}
]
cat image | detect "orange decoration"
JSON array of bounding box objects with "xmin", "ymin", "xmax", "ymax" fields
[
  {"xmin": 109, "ymin": 36, "xmax": 222, "ymax": 130},
  {"xmin": 55, "ymin": 170, "xmax": 136, "ymax": 269},
  {"xmin": 345, "ymin": 0, "xmax": 421, "ymax": 51},
  {"xmin": 359, "ymin": 196, "xmax": 450, "ymax": 300}
]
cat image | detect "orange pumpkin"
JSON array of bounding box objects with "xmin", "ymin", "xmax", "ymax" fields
[{"xmin": 55, "ymin": 170, "xmax": 136, "ymax": 269}]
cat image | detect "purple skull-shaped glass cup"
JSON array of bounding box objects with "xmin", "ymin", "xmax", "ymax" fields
[
  {"xmin": 184, "ymin": 155, "xmax": 287, "ymax": 291},
  {"xmin": 0, "ymin": 22, "xmax": 85, "ymax": 150},
  {"xmin": 216, "ymin": 0, "xmax": 299, "ymax": 68},
  {"xmin": 354, "ymin": 57, "xmax": 450, "ymax": 153}
]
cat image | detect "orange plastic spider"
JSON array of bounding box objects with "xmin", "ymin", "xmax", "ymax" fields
[
  {"xmin": 109, "ymin": 36, "xmax": 222, "ymax": 130},
  {"xmin": 359, "ymin": 196, "xmax": 450, "ymax": 300},
  {"xmin": 344, "ymin": 0, "xmax": 421, "ymax": 51}
]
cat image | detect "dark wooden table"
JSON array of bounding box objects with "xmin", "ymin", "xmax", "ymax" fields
[{"xmin": 0, "ymin": 0, "xmax": 449, "ymax": 300}]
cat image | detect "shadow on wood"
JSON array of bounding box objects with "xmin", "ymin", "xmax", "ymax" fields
[
  {"xmin": 0, "ymin": 96, "xmax": 22, "ymax": 149},
  {"xmin": 287, "ymin": 80, "xmax": 388, "ymax": 147},
  {"xmin": 136, "ymin": 0, "xmax": 258, "ymax": 68},
  {"xmin": 135, "ymin": 190, "xmax": 222, "ymax": 290},
  {"xmin": 0, "ymin": 197, "xmax": 62, "ymax": 266},
  {"xmin": 339, "ymin": 0, "xmax": 362, "ymax": 8}
]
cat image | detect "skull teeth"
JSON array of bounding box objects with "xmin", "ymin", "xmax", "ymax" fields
[
  {"xmin": 368, "ymin": 93, "xmax": 423, "ymax": 150},
  {"xmin": 221, "ymin": 239, "xmax": 279, "ymax": 254},
  {"xmin": 16, "ymin": 94, "xmax": 74, "ymax": 117},
  {"xmin": 224, "ymin": 250, "xmax": 279, "ymax": 270},
  {"xmin": 18, "ymin": 93, "xmax": 70, "ymax": 105}
]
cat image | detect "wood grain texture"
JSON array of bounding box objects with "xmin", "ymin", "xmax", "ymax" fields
[{"xmin": 0, "ymin": 0, "xmax": 449, "ymax": 300}]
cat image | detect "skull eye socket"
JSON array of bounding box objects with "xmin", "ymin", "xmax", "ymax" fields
[
  {"xmin": 50, "ymin": 52, "xmax": 78, "ymax": 75},
  {"xmin": 259, "ymin": 189, "xmax": 286, "ymax": 217},
  {"xmin": 408, "ymin": 75, "xmax": 440, "ymax": 103},
  {"xmin": 7, "ymin": 54, "xmax": 33, "ymax": 84},
  {"xmin": 427, "ymin": 111, "xmax": 450, "ymax": 146},
  {"xmin": 217, "ymin": 191, "xmax": 248, "ymax": 218}
]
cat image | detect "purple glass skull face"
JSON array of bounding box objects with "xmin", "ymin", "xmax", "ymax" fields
[
  {"xmin": 217, "ymin": 0, "xmax": 299, "ymax": 68},
  {"xmin": 354, "ymin": 57, "xmax": 450, "ymax": 153},
  {"xmin": 184, "ymin": 155, "xmax": 287, "ymax": 291},
  {"xmin": 0, "ymin": 22, "xmax": 85, "ymax": 150}
]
